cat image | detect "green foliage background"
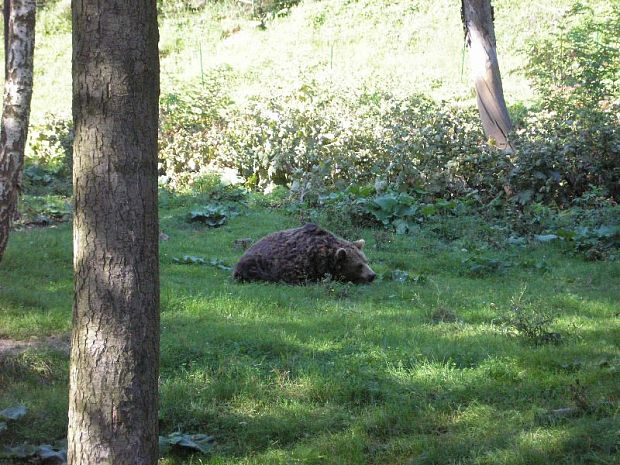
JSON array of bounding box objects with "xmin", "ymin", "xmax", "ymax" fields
[
  {"xmin": 1, "ymin": 1, "xmax": 619, "ymax": 464},
  {"xmin": 22, "ymin": 0, "xmax": 620, "ymax": 209}
]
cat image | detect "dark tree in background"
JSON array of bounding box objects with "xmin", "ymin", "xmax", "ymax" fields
[
  {"xmin": 461, "ymin": 0, "xmax": 514, "ymax": 152},
  {"xmin": 68, "ymin": 0, "xmax": 160, "ymax": 464},
  {"xmin": 0, "ymin": 0, "xmax": 36, "ymax": 263}
]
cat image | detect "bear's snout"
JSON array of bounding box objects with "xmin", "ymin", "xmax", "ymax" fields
[{"xmin": 357, "ymin": 265, "xmax": 376, "ymax": 284}]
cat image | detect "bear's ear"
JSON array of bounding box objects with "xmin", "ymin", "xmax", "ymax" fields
[
  {"xmin": 353, "ymin": 239, "xmax": 365, "ymax": 249},
  {"xmin": 336, "ymin": 248, "xmax": 347, "ymax": 261}
]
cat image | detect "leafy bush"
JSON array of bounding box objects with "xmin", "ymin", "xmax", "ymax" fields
[
  {"xmin": 24, "ymin": 115, "xmax": 74, "ymax": 196},
  {"xmin": 157, "ymin": 0, "xmax": 210, "ymax": 14},
  {"xmin": 157, "ymin": 0, "xmax": 300, "ymax": 21},
  {"xmin": 17, "ymin": 195, "xmax": 72, "ymax": 226},
  {"xmin": 501, "ymin": 191, "xmax": 620, "ymax": 258},
  {"xmin": 525, "ymin": 2, "xmax": 619, "ymax": 111},
  {"xmin": 242, "ymin": 0, "xmax": 302, "ymax": 19},
  {"xmin": 213, "ymin": 86, "xmax": 505, "ymax": 199},
  {"xmin": 158, "ymin": 72, "xmax": 234, "ymax": 190},
  {"xmin": 27, "ymin": 115, "xmax": 73, "ymax": 175},
  {"xmin": 27, "ymin": 50, "xmax": 620, "ymax": 213},
  {"xmin": 509, "ymin": 101, "xmax": 620, "ymax": 205},
  {"xmin": 517, "ymin": 2, "xmax": 620, "ymax": 204},
  {"xmin": 160, "ymin": 81, "xmax": 617, "ymax": 207},
  {"xmin": 38, "ymin": 0, "xmax": 71, "ymax": 35},
  {"xmin": 187, "ymin": 204, "xmax": 238, "ymax": 227}
]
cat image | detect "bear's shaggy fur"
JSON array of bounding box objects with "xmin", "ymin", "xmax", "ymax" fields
[{"xmin": 233, "ymin": 224, "xmax": 376, "ymax": 284}]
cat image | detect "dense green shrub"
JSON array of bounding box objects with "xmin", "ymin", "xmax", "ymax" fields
[
  {"xmin": 510, "ymin": 102, "xmax": 620, "ymax": 204},
  {"xmin": 24, "ymin": 115, "xmax": 73, "ymax": 195},
  {"xmin": 158, "ymin": 72, "xmax": 234, "ymax": 189},
  {"xmin": 27, "ymin": 116, "xmax": 73, "ymax": 171},
  {"xmin": 29, "ymin": 79, "xmax": 618, "ymax": 210},
  {"xmin": 177, "ymin": 84, "xmax": 617, "ymax": 207},
  {"xmin": 210, "ymin": 86, "xmax": 505, "ymax": 199},
  {"xmin": 526, "ymin": 2, "xmax": 619, "ymax": 111},
  {"xmin": 519, "ymin": 2, "xmax": 620, "ymax": 203},
  {"xmin": 30, "ymin": 1, "xmax": 620, "ymax": 211}
]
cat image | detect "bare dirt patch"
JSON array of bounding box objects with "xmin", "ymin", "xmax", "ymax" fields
[{"xmin": 0, "ymin": 335, "xmax": 70, "ymax": 357}]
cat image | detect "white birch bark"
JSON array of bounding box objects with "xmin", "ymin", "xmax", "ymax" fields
[{"xmin": 0, "ymin": 0, "xmax": 36, "ymax": 262}]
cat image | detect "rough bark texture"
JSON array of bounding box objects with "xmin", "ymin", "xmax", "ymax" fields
[
  {"xmin": 0, "ymin": 0, "xmax": 36, "ymax": 263},
  {"xmin": 461, "ymin": 0, "xmax": 514, "ymax": 152},
  {"xmin": 68, "ymin": 1, "xmax": 160, "ymax": 464}
]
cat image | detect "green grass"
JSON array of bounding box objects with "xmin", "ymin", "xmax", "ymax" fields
[
  {"xmin": 4, "ymin": 0, "xmax": 611, "ymax": 125},
  {"xmin": 1, "ymin": 198, "xmax": 619, "ymax": 464},
  {"xmin": 1, "ymin": 0, "xmax": 618, "ymax": 462}
]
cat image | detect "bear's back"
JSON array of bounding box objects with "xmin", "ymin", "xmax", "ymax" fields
[
  {"xmin": 233, "ymin": 224, "xmax": 343, "ymax": 283},
  {"xmin": 244, "ymin": 223, "xmax": 333, "ymax": 256}
]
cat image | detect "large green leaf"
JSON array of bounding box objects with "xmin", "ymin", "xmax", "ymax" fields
[
  {"xmin": 393, "ymin": 219, "xmax": 410, "ymax": 235},
  {"xmin": 534, "ymin": 234, "xmax": 558, "ymax": 242},
  {"xmin": 594, "ymin": 225, "xmax": 619, "ymax": 238},
  {"xmin": 373, "ymin": 194, "xmax": 399, "ymax": 212},
  {"xmin": 173, "ymin": 255, "xmax": 207, "ymax": 265},
  {"xmin": 2, "ymin": 444, "xmax": 38, "ymax": 459},
  {"xmin": 209, "ymin": 258, "xmax": 232, "ymax": 271},
  {"xmin": 419, "ymin": 204, "xmax": 437, "ymax": 217},
  {"xmin": 159, "ymin": 432, "xmax": 215, "ymax": 455},
  {"xmin": 37, "ymin": 444, "xmax": 67, "ymax": 464},
  {"xmin": 0, "ymin": 405, "xmax": 27, "ymax": 421},
  {"xmin": 187, "ymin": 205, "xmax": 237, "ymax": 227}
]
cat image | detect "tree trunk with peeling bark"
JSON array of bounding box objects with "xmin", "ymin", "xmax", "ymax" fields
[
  {"xmin": 0, "ymin": 0, "xmax": 36, "ymax": 263},
  {"xmin": 461, "ymin": 0, "xmax": 514, "ymax": 152},
  {"xmin": 68, "ymin": 0, "xmax": 160, "ymax": 464}
]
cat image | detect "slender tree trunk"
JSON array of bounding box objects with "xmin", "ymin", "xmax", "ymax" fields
[
  {"xmin": 68, "ymin": 0, "xmax": 160, "ymax": 464},
  {"xmin": 0, "ymin": 0, "xmax": 36, "ymax": 263},
  {"xmin": 461, "ymin": 0, "xmax": 514, "ymax": 152}
]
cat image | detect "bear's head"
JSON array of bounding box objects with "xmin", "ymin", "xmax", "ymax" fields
[{"xmin": 334, "ymin": 239, "xmax": 376, "ymax": 284}]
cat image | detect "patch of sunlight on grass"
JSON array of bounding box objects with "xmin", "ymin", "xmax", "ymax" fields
[
  {"xmin": 0, "ymin": 307, "xmax": 70, "ymax": 338},
  {"xmin": 3, "ymin": 198, "xmax": 619, "ymax": 463}
]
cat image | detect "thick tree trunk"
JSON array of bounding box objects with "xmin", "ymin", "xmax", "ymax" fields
[
  {"xmin": 68, "ymin": 1, "xmax": 160, "ymax": 464},
  {"xmin": 0, "ymin": 0, "xmax": 36, "ymax": 263},
  {"xmin": 461, "ymin": 0, "xmax": 514, "ymax": 152}
]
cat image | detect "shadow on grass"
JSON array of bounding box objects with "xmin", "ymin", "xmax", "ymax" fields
[
  {"xmin": 158, "ymin": 291, "xmax": 620, "ymax": 461},
  {"xmin": 0, "ymin": 348, "xmax": 69, "ymax": 445}
]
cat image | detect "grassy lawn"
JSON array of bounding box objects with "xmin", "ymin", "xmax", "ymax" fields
[
  {"xmin": 1, "ymin": 195, "xmax": 619, "ymax": 464},
  {"xmin": 20, "ymin": 0, "xmax": 612, "ymax": 124},
  {"xmin": 0, "ymin": 0, "xmax": 618, "ymax": 462}
]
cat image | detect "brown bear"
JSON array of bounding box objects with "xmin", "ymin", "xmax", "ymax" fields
[{"xmin": 233, "ymin": 223, "xmax": 377, "ymax": 284}]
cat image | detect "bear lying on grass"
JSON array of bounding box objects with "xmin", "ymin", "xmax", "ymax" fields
[{"xmin": 233, "ymin": 223, "xmax": 377, "ymax": 284}]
